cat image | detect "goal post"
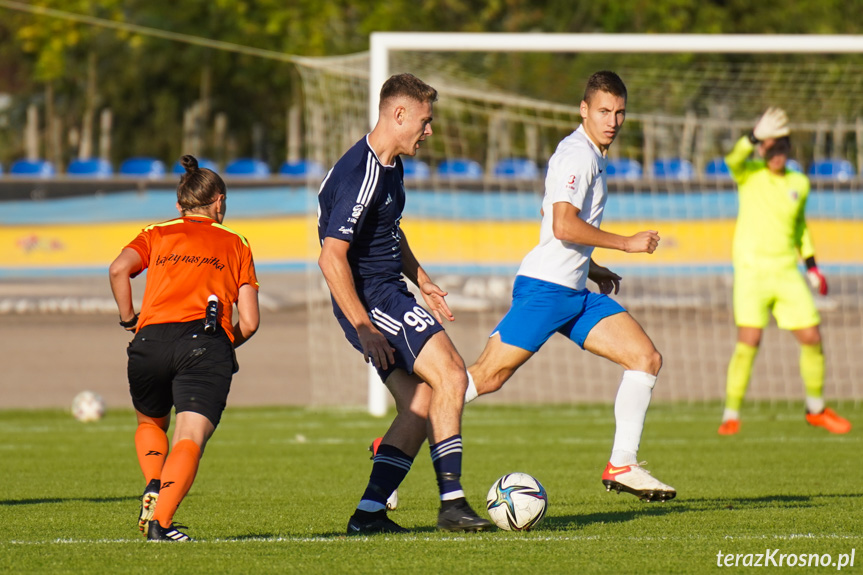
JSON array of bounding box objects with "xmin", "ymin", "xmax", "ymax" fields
[
  {"xmin": 294, "ymin": 33, "xmax": 863, "ymax": 415},
  {"xmin": 369, "ymin": 33, "xmax": 863, "ymax": 126}
]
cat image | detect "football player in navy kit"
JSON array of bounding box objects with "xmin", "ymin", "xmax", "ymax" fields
[{"xmin": 317, "ymin": 73, "xmax": 492, "ymax": 534}]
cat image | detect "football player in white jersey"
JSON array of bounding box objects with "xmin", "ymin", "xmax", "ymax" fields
[{"xmin": 468, "ymin": 70, "xmax": 675, "ymax": 502}]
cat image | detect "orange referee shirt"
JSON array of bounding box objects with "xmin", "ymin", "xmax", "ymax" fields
[{"xmin": 126, "ymin": 215, "xmax": 259, "ymax": 343}]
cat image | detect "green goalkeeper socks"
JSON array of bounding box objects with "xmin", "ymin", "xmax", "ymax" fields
[
  {"xmin": 800, "ymin": 343, "xmax": 825, "ymax": 401},
  {"xmin": 724, "ymin": 342, "xmax": 758, "ymax": 412}
]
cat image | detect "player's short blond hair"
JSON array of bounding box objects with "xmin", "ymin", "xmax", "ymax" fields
[{"xmin": 379, "ymin": 73, "xmax": 438, "ymax": 110}]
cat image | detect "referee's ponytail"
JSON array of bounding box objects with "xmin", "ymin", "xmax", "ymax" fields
[{"xmin": 177, "ymin": 154, "xmax": 226, "ymax": 211}]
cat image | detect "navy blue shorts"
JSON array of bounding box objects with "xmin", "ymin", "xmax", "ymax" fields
[
  {"xmin": 336, "ymin": 284, "xmax": 444, "ymax": 381},
  {"xmin": 127, "ymin": 320, "xmax": 237, "ymax": 427},
  {"xmin": 492, "ymin": 275, "xmax": 626, "ymax": 352}
]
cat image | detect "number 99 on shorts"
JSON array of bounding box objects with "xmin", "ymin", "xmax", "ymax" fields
[{"xmin": 404, "ymin": 306, "xmax": 435, "ymax": 332}]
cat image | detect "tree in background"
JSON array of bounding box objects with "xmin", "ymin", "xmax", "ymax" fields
[{"xmin": 1, "ymin": 0, "xmax": 863, "ymax": 169}]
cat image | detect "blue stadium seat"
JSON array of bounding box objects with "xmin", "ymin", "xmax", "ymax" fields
[
  {"xmin": 653, "ymin": 158, "xmax": 694, "ymax": 180},
  {"xmin": 704, "ymin": 157, "xmax": 731, "ymax": 180},
  {"xmin": 401, "ymin": 158, "xmax": 431, "ymax": 179},
  {"xmin": 786, "ymin": 159, "xmax": 803, "ymax": 173},
  {"xmin": 224, "ymin": 158, "xmax": 271, "ymax": 178},
  {"xmin": 10, "ymin": 159, "xmax": 55, "ymax": 178},
  {"xmin": 807, "ymin": 158, "xmax": 855, "ymax": 182},
  {"xmin": 172, "ymin": 158, "xmax": 220, "ymax": 174},
  {"xmin": 67, "ymin": 158, "xmax": 113, "ymax": 178},
  {"xmin": 120, "ymin": 157, "xmax": 166, "ymax": 178},
  {"xmin": 493, "ymin": 158, "xmax": 539, "ymax": 179},
  {"xmin": 278, "ymin": 159, "xmax": 325, "ymax": 178},
  {"xmin": 606, "ymin": 158, "xmax": 643, "ymax": 180},
  {"xmin": 436, "ymin": 158, "xmax": 483, "ymax": 179}
]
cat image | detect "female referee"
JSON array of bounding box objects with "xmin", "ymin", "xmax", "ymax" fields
[{"xmin": 109, "ymin": 155, "xmax": 260, "ymax": 541}]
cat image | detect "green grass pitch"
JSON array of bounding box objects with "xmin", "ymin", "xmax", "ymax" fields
[{"xmin": 1, "ymin": 403, "xmax": 861, "ymax": 574}]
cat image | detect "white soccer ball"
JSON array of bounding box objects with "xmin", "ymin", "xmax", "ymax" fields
[
  {"xmin": 486, "ymin": 472, "xmax": 548, "ymax": 531},
  {"xmin": 71, "ymin": 391, "xmax": 105, "ymax": 422}
]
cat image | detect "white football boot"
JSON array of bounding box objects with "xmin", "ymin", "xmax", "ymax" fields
[{"xmin": 602, "ymin": 462, "xmax": 676, "ymax": 502}]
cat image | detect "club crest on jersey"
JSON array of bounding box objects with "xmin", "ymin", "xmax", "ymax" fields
[
  {"xmin": 788, "ymin": 189, "xmax": 799, "ymax": 201},
  {"xmin": 352, "ymin": 204, "xmax": 364, "ymax": 218}
]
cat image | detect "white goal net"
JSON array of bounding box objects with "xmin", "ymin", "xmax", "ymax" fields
[{"xmin": 294, "ymin": 34, "xmax": 863, "ymax": 409}]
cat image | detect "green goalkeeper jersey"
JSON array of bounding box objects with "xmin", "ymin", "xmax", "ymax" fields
[{"xmin": 726, "ymin": 136, "xmax": 815, "ymax": 270}]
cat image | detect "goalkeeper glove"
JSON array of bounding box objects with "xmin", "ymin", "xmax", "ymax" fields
[
  {"xmin": 805, "ymin": 258, "xmax": 828, "ymax": 296},
  {"xmin": 751, "ymin": 107, "xmax": 790, "ymax": 142}
]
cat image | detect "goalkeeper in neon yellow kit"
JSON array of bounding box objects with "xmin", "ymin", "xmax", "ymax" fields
[{"xmin": 718, "ymin": 107, "xmax": 851, "ymax": 436}]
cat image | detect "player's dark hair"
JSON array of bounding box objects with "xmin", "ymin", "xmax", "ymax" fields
[
  {"xmin": 583, "ymin": 70, "xmax": 627, "ymax": 104},
  {"xmin": 379, "ymin": 73, "xmax": 438, "ymax": 110},
  {"xmin": 176, "ymin": 154, "xmax": 226, "ymax": 211}
]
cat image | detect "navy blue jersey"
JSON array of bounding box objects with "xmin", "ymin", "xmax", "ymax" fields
[{"xmin": 318, "ymin": 135, "xmax": 407, "ymax": 302}]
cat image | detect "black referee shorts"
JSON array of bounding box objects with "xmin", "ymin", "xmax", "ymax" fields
[{"xmin": 127, "ymin": 320, "xmax": 237, "ymax": 427}]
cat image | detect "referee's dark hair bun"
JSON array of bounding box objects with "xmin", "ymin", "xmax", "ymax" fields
[
  {"xmin": 176, "ymin": 154, "xmax": 226, "ymax": 211},
  {"xmin": 180, "ymin": 154, "xmax": 199, "ymax": 173}
]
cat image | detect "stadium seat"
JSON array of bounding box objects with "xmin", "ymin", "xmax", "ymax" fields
[
  {"xmin": 401, "ymin": 158, "xmax": 431, "ymax": 179},
  {"xmin": 786, "ymin": 159, "xmax": 803, "ymax": 173},
  {"xmin": 606, "ymin": 158, "xmax": 643, "ymax": 180},
  {"xmin": 172, "ymin": 158, "xmax": 220, "ymax": 174},
  {"xmin": 224, "ymin": 158, "xmax": 271, "ymax": 178},
  {"xmin": 704, "ymin": 157, "xmax": 731, "ymax": 180},
  {"xmin": 436, "ymin": 158, "xmax": 483, "ymax": 179},
  {"xmin": 278, "ymin": 159, "xmax": 325, "ymax": 178},
  {"xmin": 493, "ymin": 157, "xmax": 540, "ymax": 179},
  {"xmin": 67, "ymin": 158, "xmax": 113, "ymax": 178},
  {"xmin": 653, "ymin": 158, "xmax": 695, "ymax": 180},
  {"xmin": 119, "ymin": 157, "xmax": 166, "ymax": 178},
  {"xmin": 10, "ymin": 159, "xmax": 56, "ymax": 178},
  {"xmin": 807, "ymin": 158, "xmax": 856, "ymax": 182}
]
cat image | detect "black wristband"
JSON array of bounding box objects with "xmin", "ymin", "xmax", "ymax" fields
[
  {"xmin": 804, "ymin": 256, "xmax": 817, "ymax": 270},
  {"xmin": 747, "ymin": 131, "xmax": 759, "ymax": 144},
  {"xmin": 119, "ymin": 313, "xmax": 139, "ymax": 328}
]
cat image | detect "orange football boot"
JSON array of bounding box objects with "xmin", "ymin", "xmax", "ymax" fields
[
  {"xmin": 806, "ymin": 408, "xmax": 851, "ymax": 434},
  {"xmin": 718, "ymin": 419, "xmax": 741, "ymax": 435}
]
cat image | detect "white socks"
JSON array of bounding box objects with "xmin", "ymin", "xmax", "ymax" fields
[
  {"xmin": 805, "ymin": 395, "xmax": 825, "ymax": 415},
  {"xmin": 610, "ymin": 370, "xmax": 657, "ymax": 467},
  {"xmin": 722, "ymin": 408, "xmax": 740, "ymax": 423},
  {"xmin": 464, "ymin": 371, "xmax": 478, "ymax": 403}
]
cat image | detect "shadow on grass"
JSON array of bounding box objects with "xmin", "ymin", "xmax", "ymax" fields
[
  {"xmin": 679, "ymin": 492, "xmax": 863, "ymax": 511},
  {"xmin": 545, "ymin": 505, "xmax": 678, "ymax": 530},
  {"xmin": 542, "ymin": 492, "xmax": 863, "ymax": 531},
  {"xmin": 0, "ymin": 496, "xmax": 138, "ymax": 506}
]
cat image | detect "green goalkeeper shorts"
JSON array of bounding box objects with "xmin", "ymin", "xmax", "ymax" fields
[{"xmin": 733, "ymin": 264, "xmax": 820, "ymax": 330}]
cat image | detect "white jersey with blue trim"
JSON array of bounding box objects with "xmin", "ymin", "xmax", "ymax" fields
[{"xmin": 516, "ymin": 124, "xmax": 608, "ymax": 291}]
